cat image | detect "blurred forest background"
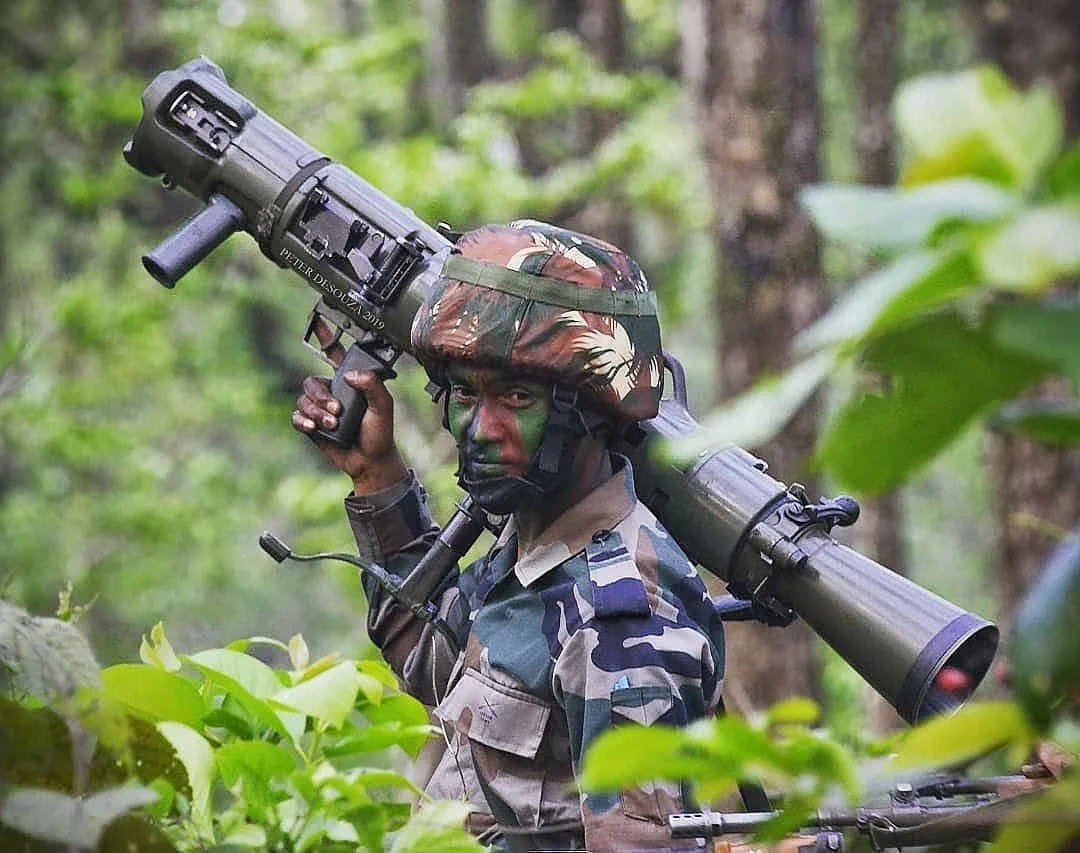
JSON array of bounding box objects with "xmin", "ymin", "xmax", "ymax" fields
[{"xmin": 1, "ymin": 0, "xmax": 1078, "ymax": 738}]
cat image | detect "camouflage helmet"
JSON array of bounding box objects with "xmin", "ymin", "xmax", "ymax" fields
[{"xmin": 410, "ymin": 220, "xmax": 664, "ymax": 423}]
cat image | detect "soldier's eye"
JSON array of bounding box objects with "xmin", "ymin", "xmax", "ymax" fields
[
  {"xmin": 451, "ymin": 385, "xmax": 478, "ymax": 405},
  {"xmin": 504, "ymin": 388, "xmax": 538, "ymax": 408}
]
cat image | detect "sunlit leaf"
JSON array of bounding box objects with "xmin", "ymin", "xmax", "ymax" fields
[
  {"xmin": 816, "ymin": 312, "xmax": 1048, "ymax": 493},
  {"xmin": 272, "ymin": 661, "xmax": 365, "ymax": 728},
  {"xmin": 764, "ymin": 697, "xmax": 821, "ymax": 727},
  {"xmin": 287, "ymin": 633, "xmax": 309, "ymax": 671},
  {"xmin": 895, "ymin": 66, "xmax": 1062, "ymax": 191},
  {"xmin": 889, "ymin": 701, "xmax": 1034, "ymax": 771},
  {"xmin": 183, "ymin": 649, "xmax": 284, "ymax": 699},
  {"xmin": 323, "ymin": 723, "xmax": 435, "ymax": 759},
  {"xmin": 664, "ymin": 352, "xmax": 832, "ymax": 464},
  {"xmin": 156, "ymin": 721, "xmax": 215, "ymax": 840},
  {"xmin": 139, "ymin": 622, "xmax": 182, "ymax": 672},
  {"xmin": 977, "ymin": 205, "xmax": 1080, "ymax": 292},
  {"xmin": 580, "ymin": 724, "xmax": 712, "ymax": 791},
  {"xmin": 796, "ymin": 249, "xmax": 979, "ymax": 354},
  {"xmin": 101, "ymin": 664, "xmax": 206, "ymax": 729},
  {"xmin": 389, "ymin": 800, "xmax": 483, "ymax": 853},
  {"xmin": 800, "ymin": 179, "xmax": 1018, "ymax": 251}
]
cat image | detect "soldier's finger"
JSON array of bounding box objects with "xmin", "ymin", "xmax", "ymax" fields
[
  {"xmin": 297, "ymin": 394, "xmax": 338, "ymax": 430},
  {"xmin": 346, "ymin": 371, "xmax": 394, "ymax": 419},
  {"xmin": 291, "ymin": 409, "xmax": 317, "ymax": 433},
  {"xmin": 301, "ymin": 375, "xmax": 341, "ymax": 415},
  {"xmin": 311, "ymin": 318, "xmax": 348, "ymax": 368}
]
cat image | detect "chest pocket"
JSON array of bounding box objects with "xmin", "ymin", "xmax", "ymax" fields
[
  {"xmin": 586, "ymin": 529, "xmax": 650, "ymax": 618},
  {"xmin": 436, "ymin": 667, "xmax": 551, "ymax": 758}
]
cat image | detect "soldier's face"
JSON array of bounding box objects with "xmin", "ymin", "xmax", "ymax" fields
[{"xmin": 445, "ymin": 364, "xmax": 552, "ymax": 480}]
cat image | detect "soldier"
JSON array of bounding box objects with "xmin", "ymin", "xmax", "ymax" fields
[{"xmin": 292, "ymin": 220, "xmax": 725, "ymax": 852}]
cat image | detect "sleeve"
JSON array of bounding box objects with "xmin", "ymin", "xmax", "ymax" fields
[{"xmin": 344, "ymin": 471, "xmax": 473, "ymax": 706}]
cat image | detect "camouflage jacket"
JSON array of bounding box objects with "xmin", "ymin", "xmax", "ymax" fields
[{"xmin": 345, "ymin": 456, "xmax": 726, "ymax": 853}]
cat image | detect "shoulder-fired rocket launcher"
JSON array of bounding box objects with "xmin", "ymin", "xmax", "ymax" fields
[{"xmin": 125, "ymin": 57, "xmax": 998, "ymax": 725}]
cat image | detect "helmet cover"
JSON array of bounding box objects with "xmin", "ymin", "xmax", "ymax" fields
[{"xmin": 410, "ymin": 220, "xmax": 664, "ymax": 423}]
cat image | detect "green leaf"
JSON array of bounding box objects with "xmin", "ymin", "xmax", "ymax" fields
[
  {"xmin": 0, "ymin": 784, "xmax": 159, "ymax": 847},
  {"xmin": 1046, "ymin": 141, "xmax": 1080, "ymax": 200},
  {"xmin": 0, "ymin": 600, "xmax": 101, "ymax": 701},
  {"xmin": 989, "ymin": 300, "xmax": 1080, "ymax": 386},
  {"xmin": 988, "ymin": 773, "xmax": 1080, "ymax": 853},
  {"xmin": 796, "ymin": 249, "xmax": 978, "ymax": 355},
  {"xmin": 977, "ymin": 205, "xmax": 1080, "ymax": 292},
  {"xmin": 895, "ymin": 67, "xmax": 1063, "ymax": 191},
  {"xmin": 764, "ymin": 697, "xmax": 821, "ymax": 727},
  {"xmin": 667, "ymin": 352, "xmax": 832, "ymax": 464},
  {"xmin": 362, "ymin": 692, "xmax": 432, "ymax": 729},
  {"xmin": 287, "ymin": 633, "xmax": 309, "ymax": 671},
  {"xmin": 184, "ymin": 648, "xmax": 283, "ymax": 699},
  {"xmin": 183, "ymin": 651, "xmax": 302, "ymax": 745},
  {"xmin": 101, "ymin": 664, "xmax": 206, "ymax": 729},
  {"xmin": 139, "ymin": 622, "xmax": 181, "ymax": 672},
  {"xmin": 271, "ymin": 661, "xmax": 365, "ymax": 728},
  {"xmin": 357, "ymin": 658, "xmax": 403, "ymax": 690},
  {"xmin": 816, "ymin": 312, "xmax": 1048, "ymax": 493},
  {"xmin": 1009, "ymin": 531, "xmax": 1080, "ymax": 730},
  {"xmin": 323, "ymin": 723, "xmax": 435, "ymax": 760},
  {"xmin": 389, "ymin": 800, "xmax": 483, "ymax": 853},
  {"xmin": 214, "ymin": 741, "xmax": 295, "ymax": 810},
  {"xmin": 800, "ymin": 179, "xmax": 1019, "ymax": 251},
  {"xmin": 156, "ymin": 721, "xmax": 215, "ymax": 841},
  {"xmin": 215, "ymin": 741, "xmax": 296, "ymax": 787},
  {"xmin": 889, "ymin": 700, "xmax": 1034, "ymax": 771},
  {"xmin": 580, "ymin": 723, "xmax": 717, "ymax": 791},
  {"xmin": 991, "ymin": 401, "xmax": 1080, "ymax": 446}
]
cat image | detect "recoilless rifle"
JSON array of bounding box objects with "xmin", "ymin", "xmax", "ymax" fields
[{"xmin": 125, "ymin": 56, "xmax": 998, "ymax": 724}]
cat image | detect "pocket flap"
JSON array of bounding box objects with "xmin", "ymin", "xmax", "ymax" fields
[
  {"xmin": 610, "ymin": 685, "xmax": 674, "ymax": 726},
  {"xmin": 436, "ymin": 668, "xmax": 551, "ymax": 758}
]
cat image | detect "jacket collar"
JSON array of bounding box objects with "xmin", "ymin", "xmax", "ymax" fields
[{"xmin": 496, "ymin": 454, "xmax": 637, "ymax": 588}]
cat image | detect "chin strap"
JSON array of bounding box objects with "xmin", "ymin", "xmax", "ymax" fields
[{"xmin": 427, "ymin": 371, "xmax": 610, "ymax": 498}]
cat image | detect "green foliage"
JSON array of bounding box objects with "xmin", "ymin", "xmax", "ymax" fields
[
  {"xmin": 1009, "ymin": 533, "xmax": 1080, "ymax": 730},
  {"xmin": 0, "ymin": 0, "xmax": 710, "ymax": 666},
  {"xmin": 679, "ymin": 66, "xmax": 1080, "ymax": 494},
  {"xmin": 582, "ymin": 698, "xmax": 859, "ymax": 841},
  {"xmin": 1, "ymin": 598, "xmax": 480, "ymax": 852}
]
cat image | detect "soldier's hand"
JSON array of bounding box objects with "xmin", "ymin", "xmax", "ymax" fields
[{"xmin": 292, "ymin": 321, "xmax": 407, "ymax": 494}]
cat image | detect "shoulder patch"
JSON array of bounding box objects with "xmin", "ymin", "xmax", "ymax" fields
[{"xmin": 585, "ymin": 529, "xmax": 651, "ymax": 619}]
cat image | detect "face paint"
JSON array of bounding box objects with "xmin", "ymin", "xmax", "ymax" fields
[{"xmin": 446, "ymin": 365, "xmax": 554, "ymax": 514}]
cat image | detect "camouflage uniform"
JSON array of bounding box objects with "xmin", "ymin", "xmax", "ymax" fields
[
  {"xmin": 346, "ymin": 460, "xmax": 725, "ymax": 852},
  {"xmin": 345, "ymin": 221, "xmax": 726, "ymax": 851}
]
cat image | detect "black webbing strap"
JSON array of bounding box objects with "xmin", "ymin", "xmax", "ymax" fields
[{"xmin": 260, "ymin": 155, "xmax": 332, "ymax": 252}]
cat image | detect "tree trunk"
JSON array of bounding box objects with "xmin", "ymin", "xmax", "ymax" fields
[
  {"xmin": 571, "ymin": 0, "xmax": 634, "ymax": 250},
  {"xmin": 965, "ymin": 0, "xmax": 1080, "ymax": 623},
  {"xmin": 425, "ymin": 0, "xmax": 491, "ymax": 123},
  {"xmin": 854, "ymin": 0, "xmax": 905, "ymax": 733},
  {"xmin": 686, "ymin": 0, "xmax": 825, "ymax": 711}
]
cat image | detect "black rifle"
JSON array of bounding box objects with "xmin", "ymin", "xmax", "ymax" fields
[{"xmin": 669, "ymin": 769, "xmax": 1058, "ymax": 850}]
